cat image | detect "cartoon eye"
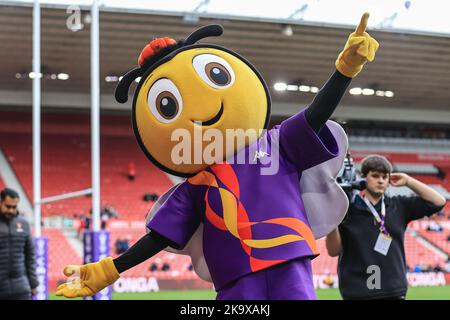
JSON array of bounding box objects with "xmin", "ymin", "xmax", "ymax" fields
[
  {"xmin": 147, "ymin": 78, "xmax": 183, "ymax": 123},
  {"xmin": 192, "ymin": 54, "xmax": 235, "ymax": 89}
]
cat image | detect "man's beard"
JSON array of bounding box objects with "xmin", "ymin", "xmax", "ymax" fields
[
  {"xmin": 0, "ymin": 211, "xmax": 14, "ymax": 219},
  {"xmin": 366, "ymin": 187, "xmax": 384, "ymax": 199}
]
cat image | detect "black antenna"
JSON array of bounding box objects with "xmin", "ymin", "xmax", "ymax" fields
[
  {"xmin": 115, "ymin": 68, "xmax": 143, "ymax": 103},
  {"xmin": 184, "ymin": 24, "xmax": 223, "ymax": 45},
  {"xmin": 116, "ymin": 24, "xmax": 224, "ymax": 104}
]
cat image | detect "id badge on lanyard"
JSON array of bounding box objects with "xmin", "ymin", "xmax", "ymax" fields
[
  {"xmin": 361, "ymin": 195, "xmax": 392, "ymax": 256},
  {"xmin": 374, "ymin": 233, "xmax": 392, "ymax": 256}
]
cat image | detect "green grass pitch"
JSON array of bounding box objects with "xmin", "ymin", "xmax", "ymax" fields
[{"xmin": 50, "ymin": 285, "xmax": 450, "ymax": 300}]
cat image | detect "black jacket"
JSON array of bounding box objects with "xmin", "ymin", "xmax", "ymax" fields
[{"xmin": 0, "ymin": 213, "xmax": 38, "ymax": 299}]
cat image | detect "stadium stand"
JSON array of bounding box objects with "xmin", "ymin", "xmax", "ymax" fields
[
  {"xmin": 42, "ymin": 228, "xmax": 82, "ymax": 291},
  {"xmin": 109, "ymin": 227, "xmax": 202, "ymax": 281},
  {"xmin": 404, "ymin": 233, "xmax": 447, "ymax": 269},
  {"xmin": 312, "ymin": 233, "xmax": 448, "ymax": 276},
  {"xmin": 0, "ymin": 111, "xmax": 173, "ymax": 220},
  {"xmin": 312, "ymin": 238, "xmax": 338, "ymax": 275},
  {"xmin": 420, "ymin": 230, "xmax": 450, "ymax": 256}
]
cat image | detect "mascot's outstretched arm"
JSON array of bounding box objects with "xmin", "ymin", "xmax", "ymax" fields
[
  {"xmin": 295, "ymin": 12, "xmax": 379, "ymax": 239},
  {"xmin": 55, "ymin": 231, "xmax": 169, "ymax": 298},
  {"xmin": 304, "ymin": 12, "xmax": 378, "ymax": 133}
]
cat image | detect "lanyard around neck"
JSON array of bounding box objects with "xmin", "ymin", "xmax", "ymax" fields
[{"xmin": 361, "ymin": 195, "xmax": 385, "ymax": 224}]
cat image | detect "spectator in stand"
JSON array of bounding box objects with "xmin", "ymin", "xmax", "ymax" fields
[
  {"xmin": 115, "ymin": 238, "xmax": 129, "ymax": 255},
  {"xmin": 128, "ymin": 161, "xmax": 136, "ymax": 181},
  {"xmin": 426, "ymin": 219, "xmax": 443, "ymax": 232},
  {"xmin": 77, "ymin": 214, "xmax": 86, "ymax": 240},
  {"xmin": 161, "ymin": 262, "xmax": 170, "ymax": 272},
  {"xmin": 74, "ymin": 213, "xmax": 84, "ymax": 240},
  {"xmin": 413, "ymin": 264, "xmax": 422, "ymax": 273},
  {"xmin": 423, "ymin": 264, "xmax": 433, "ymax": 272},
  {"xmin": 84, "ymin": 211, "xmax": 92, "ymax": 230},
  {"xmin": 104, "ymin": 205, "xmax": 119, "ymax": 219},
  {"xmin": 100, "ymin": 207, "xmax": 110, "ymax": 230},
  {"xmin": 432, "ymin": 264, "xmax": 443, "ymax": 272},
  {"xmin": 122, "ymin": 237, "xmax": 130, "ymax": 252},
  {"xmin": 323, "ymin": 272, "xmax": 335, "ymax": 288},
  {"xmin": 114, "ymin": 238, "xmax": 121, "ymax": 255},
  {"xmin": 149, "ymin": 263, "xmax": 158, "ymax": 272},
  {"xmin": 100, "ymin": 215, "xmax": 108, "ymax": 230}
]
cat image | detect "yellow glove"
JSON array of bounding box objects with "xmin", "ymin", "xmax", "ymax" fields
[
  {"xmin": 335, "ymin": 12, "xmax": 379, "ymax": 78},
  {"xmin": 55, "ymin": 257, "xmax": 120, "ymax": 298}
]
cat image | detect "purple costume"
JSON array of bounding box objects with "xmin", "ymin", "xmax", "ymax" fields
[{"xmin": 147, "ymin": 110, "xmax": 339, "ymax": 299}]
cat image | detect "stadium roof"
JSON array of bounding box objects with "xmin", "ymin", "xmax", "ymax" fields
[
  {"xmin": 9, "ymin": 0, "xmax": 450, "ymax": 36},
  {"xmin": 1, "ymin": 2, "xmax": 450, "ymax": 123}
]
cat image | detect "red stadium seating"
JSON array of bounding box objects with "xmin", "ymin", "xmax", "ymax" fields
[
  {"xmin": 419, "ymin": 230, "xmax": 450, "ymax": 256},
  {"xmin": 311, "ymin": 233, "xmax": 447, "ymax": 275},
  {"xmin": 109, "ymin": 228, "xmax": 198, "ymax": 280},
  {"xmin": 0, "ymin": 111, "xmax": 173, "ymax": 220},
  {"xmin": 404, "ymin": 233, "xmax": 447, "ymax": 268},
  {"xmin": 312, "ymin": 239, "xmax": 338, "ymax": 274}
]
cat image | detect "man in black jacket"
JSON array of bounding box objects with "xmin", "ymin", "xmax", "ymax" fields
[{"xmin": 0, "ymin": 188, "xmax": 38, "ymax": 300}]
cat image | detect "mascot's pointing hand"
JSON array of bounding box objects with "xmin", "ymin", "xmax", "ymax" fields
[
  {"xmin": 55, "ymin": 257, "xmax": 119, "ymax": 298},
  {"xmin": 335, "ymin": 12, "xmax": 379, "ymax": 78}
]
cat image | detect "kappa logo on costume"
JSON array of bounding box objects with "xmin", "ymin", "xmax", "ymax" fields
[
  {"xmin": 253, "ymin": 150, "xmax": 269, "ymax": 162},
  {"xmin": 16, "ymin": 222, "xmax": 24, "ymax": 232}
]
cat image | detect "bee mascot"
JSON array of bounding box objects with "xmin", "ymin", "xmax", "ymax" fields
[{"xmin": 57, "ymin": 13, "xmax": 378, "ymax": 300}]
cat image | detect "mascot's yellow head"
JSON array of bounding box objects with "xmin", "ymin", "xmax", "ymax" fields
[{"xmin": 116, "ymin": 25, "xmax": 271, "ymax": 177}]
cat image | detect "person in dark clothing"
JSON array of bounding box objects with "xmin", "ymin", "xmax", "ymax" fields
[
  {"xmin": 115, "ymin": 238, "xmax": 130, "ymax": 255},
  {"xmin": 114, "ymin": 238, "xmax": 123, "ymax": 255},
  {"xmin": 0, "ymin": 188, "xmax": 39, "ymax": 300},
  {"xmin": 326, "ymin": 155, "xmax": 446, "ymax": 300},
  {"xmin": 83, "ymin": 212, "xmax": 92, "ymax": 230},
  {"xmin": 161, "ymin": 263, "xmax": 170, "ymax": 272},
  {"xmin": 149, "ymin": 263, "xmax": 158, "ymax": 272},
  {"xmin": 432, "ymin": 264, "xmax": 442, "ymax": 272}
]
